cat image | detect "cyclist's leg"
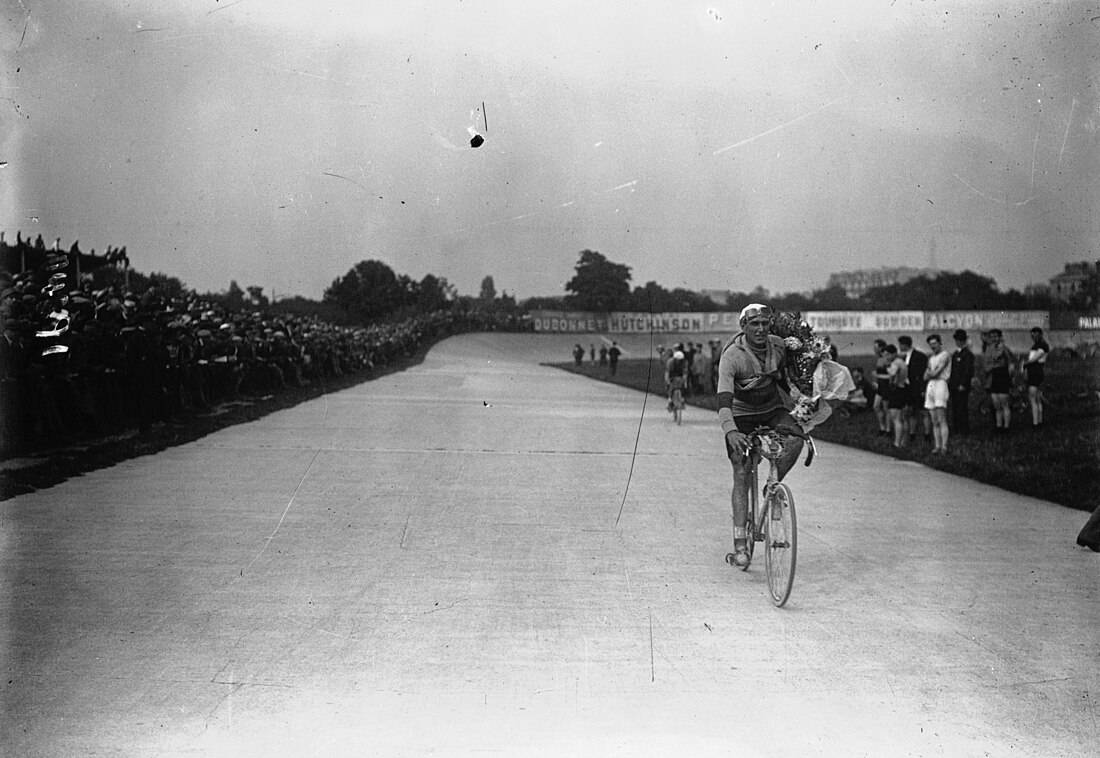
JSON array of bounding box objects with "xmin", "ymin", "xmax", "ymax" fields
[
  {"xmin": 730, "ymin": 456, "xmax": 751, "ymax": 530},
  {"xmin": 774, "ymin": 437, "xmax": 803, "ymax": 482},
  {"xmin": 768, "ymin": 409, "xmax": 805, "ymax": 482},
  {"xmin": 728, "ymin": 450, "xmax": 753, "ymax": 567}
]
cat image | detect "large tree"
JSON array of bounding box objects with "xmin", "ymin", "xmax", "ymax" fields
[
  {"xmin": 323, "ymin": 259, "xmax": 414, "ymax": 324},
  {"xmin": 479, "ymin": 275, "xmax": 497, "ymax": 304},
  {"xmin": 564, "ymin": 249, "xmax": 632, "ymax": 312},
  {"xmin": 416, "ymin": 273, "xmax": 455, "ymax": 312},
  {"xmin": 625, "ymin": 280, "xmax": 674, "ymax": 311}
]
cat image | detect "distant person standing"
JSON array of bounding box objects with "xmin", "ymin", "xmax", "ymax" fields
[
  {"xmin": 884, "ymin": 344, "xmax": 909, "ymax": 448},
  {"xmin": 949, "ymin": 329, "xmax": 975, "ymax": 436},
  {"xmin": 872, "ymin": 339, "xmax": 892, "ymax": 437},
  {"xmin": 1024, "ymin": 327, "xmax": 1050, "ymax": 427},
  {"xmin": 589, "ymin": 343, "xmax": 596, "ymax": 363},
  {"xmin": 898, "ymin": 335, "xmax": 930, "ymax": 444},
  {"xmin": 982, "ymin": 329, "xmax": 1016, "ymax": 433},
  {"xmin": 923, "ymin": 334, "xmax": 951, "ymax": 454},
  {"xmin": 599, "ymin": 345, "xmax": 608, "ymax": 365},
  {"xmin": 608, "ymin": 342, "xmax": 621, "ymax": 375},
  {"xmin": 572, "ymin": 343, "xmax": 585, "ymax": 366},
  {"xmin": 692, "ymin": 343, "xmax": 708, "ymax": 394}
]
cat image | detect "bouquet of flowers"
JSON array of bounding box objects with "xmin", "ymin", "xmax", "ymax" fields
[
  {"xmin": 771, "ymin": 311, "xmax": 832, "ymax": 395},
  {"xmin": 771, "ymin": 311, "xmax": 853, "ymax": 429}
]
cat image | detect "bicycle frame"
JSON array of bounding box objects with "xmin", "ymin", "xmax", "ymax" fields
[
  {"xmin": 736, "ymin": 428, "xmax": 814, "ymax": 607},
  {"xmin": 746, "ymin": 429, "xmax": 813, "ymax": 539}
]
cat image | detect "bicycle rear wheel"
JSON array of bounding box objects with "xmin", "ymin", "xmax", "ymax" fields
[
  {"xmin": 673, "ymin": 389, "xmax": 683, "ymax": 425},
  {"xmin": 763, "ymin": 483, "xmax": 797, "ymax": 607}
]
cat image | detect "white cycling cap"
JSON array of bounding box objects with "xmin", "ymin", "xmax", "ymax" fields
[{"xmin": 738, "ymin": 303, "xmax": 772, "ymax": 325}]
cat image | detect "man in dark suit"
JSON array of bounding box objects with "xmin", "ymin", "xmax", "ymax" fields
[
  {"xmin": 949, "ymin": 329, "xmax": 975, "ymax": 435},
  {"xmin": 898, "ymin": 335, "xmax": 930, "ymax": 443}
]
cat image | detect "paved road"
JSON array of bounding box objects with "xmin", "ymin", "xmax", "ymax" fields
[{"xmin": 2, "ymin": 333, "xmax": 1096, "ymax": 757}]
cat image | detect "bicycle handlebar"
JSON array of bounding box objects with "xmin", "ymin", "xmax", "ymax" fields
[{"xmin": 747, "ymin": 426, "xmax": 815, "ymax": 467}]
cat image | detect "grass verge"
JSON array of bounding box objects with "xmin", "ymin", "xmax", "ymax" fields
[{"xmin": 550, "ymin": 358, "xmax": 1100, "ymax": 513}]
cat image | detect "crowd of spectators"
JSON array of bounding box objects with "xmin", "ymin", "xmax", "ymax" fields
[
  {"xmin": 854, "ymin": 328, "xmax": 1065, "ymax": 449},
  {"xmin": 1, "ymin": 263, "xmax": 526, "ymax": 457}
]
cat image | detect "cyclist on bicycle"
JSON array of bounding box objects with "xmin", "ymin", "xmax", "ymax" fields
[
  {"xmin": 665, "ymin": 349, "xmax": 687, "ymax": 413},
  {"xmin": 717, "ymin": 303, "xmax": 805, "ymax": 568}
]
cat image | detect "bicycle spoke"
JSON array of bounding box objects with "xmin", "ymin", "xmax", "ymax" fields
[{"xmin": 764, "ymin": 483, "xmax": 797, "ymax": 607}]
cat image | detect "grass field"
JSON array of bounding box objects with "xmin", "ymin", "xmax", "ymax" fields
[{"xmin": 551, "ymin": 357, "xmax": 1100, "ymax": 513}]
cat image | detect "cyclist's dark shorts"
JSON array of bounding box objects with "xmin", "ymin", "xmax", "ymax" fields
[{"xmin": 724, "ymin": 407, "xmax": 800, "ymax": 460}]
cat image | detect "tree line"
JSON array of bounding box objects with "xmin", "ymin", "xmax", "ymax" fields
[
  {"xmin": 82, "ymin": 260, "xmax": 520, "ymax": 327},
  {"xmin": 79, "ymin": 247, "xmax": 1087, "ymax": 330},
  {"xmin": 527, "ymin": 249, "xmax": 1073, "ymax": 314}
]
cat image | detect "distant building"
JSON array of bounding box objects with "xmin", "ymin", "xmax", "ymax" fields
[
  {"xmin": 827, "ymin": 266, "xmax": 940, "ymax": 299},
  {"xmin": 699, "ymin": 288, "xmax": 731, "ymax": 306},
  {"xmin": 1049, "ymin": 261, "xmax": 1099, "ymax": 301}
]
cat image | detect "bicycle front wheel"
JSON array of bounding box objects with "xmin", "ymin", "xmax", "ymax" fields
[{"xmin": 763, "ymin": 483, "xmax": 797, "ymax": 607}]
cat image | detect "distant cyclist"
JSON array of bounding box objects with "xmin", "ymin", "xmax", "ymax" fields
[
  {"xmin": 717, "ymin": 303, "xmax": 805, "ymax": 568},
  {"xmin": 665, "ymin": 349, "xmax": 687, "ymax": 412}
]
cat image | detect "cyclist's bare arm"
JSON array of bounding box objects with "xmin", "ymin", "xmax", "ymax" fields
[{"xmin": 716, "ymin": 391, "xmax": 750, "ymax": 456}]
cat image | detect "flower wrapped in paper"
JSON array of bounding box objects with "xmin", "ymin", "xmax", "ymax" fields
[
  {"xmin": 787, "ymin": 360, "xmax": 856, "ymax": 431},
  {"xmin": 772, "ymin": 311, "xmax": 855, "ymax": 431}
]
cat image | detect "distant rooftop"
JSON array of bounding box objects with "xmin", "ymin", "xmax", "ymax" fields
[
  {"xmin": 827, "ymin": 266, "xmax": 940, "ymax": 299},
  {"xmin": 1049, "ymin": 260, "xmax": 1099, "ymax": 301}
]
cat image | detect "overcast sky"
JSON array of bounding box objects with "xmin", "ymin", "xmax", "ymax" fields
[{"xmin": 2, "ymin": 0, "xmax": 1097, "ymax": 301}]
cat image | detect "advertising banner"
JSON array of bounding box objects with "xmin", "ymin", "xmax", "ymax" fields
[
  {"xmin": 804, "ymin": 311, "xmax": 924, "ymax": 332},
  {"xmin": 530, "ymin": 310, "xmax": 607, "ymax": 333},
  {"xmin": 924, "ymin": 311, "xmax": 1048, "ymax": 331},
  {"xmin": 530, "ymin": 309, "xmax": 1058, "ymax": 334},
  {"xmin": 1049, "ymin": 311, "xmax": 1100, "ymax": 330},
  {"xmin": 607, "ymin": 312, "xmax": 739, "ymax": 333}
]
